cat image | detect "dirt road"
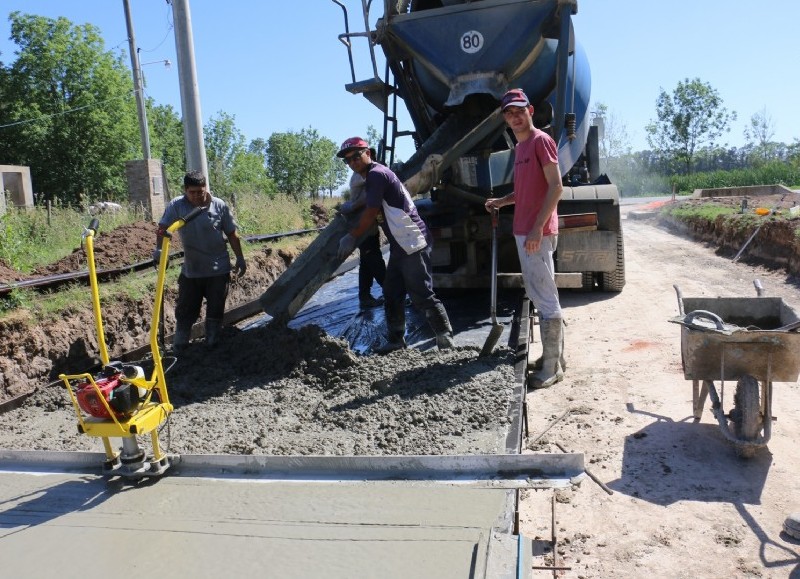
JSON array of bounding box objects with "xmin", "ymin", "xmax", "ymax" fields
[
  {"xmin": 519, "ymin": 206, "xmax": 800, "ymax": 577},
  {"xmin": 2, "ymin": 201, "xmax": 799, "ymax": 577}
]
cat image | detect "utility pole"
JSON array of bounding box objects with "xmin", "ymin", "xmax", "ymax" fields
[
  {"xmin": 122, "ymin": 0, "xmax": 151, "ymax": 159},
  {"xmin": 171, "ymin": 0, "xmax": 208, "ymax": 178}
]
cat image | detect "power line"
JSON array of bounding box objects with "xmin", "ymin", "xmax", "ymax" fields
[{"xmin": 0, "ymin": 90, "xmax": 139, "ymax": 130}]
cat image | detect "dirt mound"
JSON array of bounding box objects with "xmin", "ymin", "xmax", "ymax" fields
[
  {"xmin": 0, "ymin": 229, "xmax": 302, "ymax": 404},
  {"xmin": 0, "ymin": 260, "xmax": 24, "ymax": 283},
  {"xmin": 29, "ymin": 221, "xmax": 182, "ymax": 277},
  {"xmin": 309, "ymin": 202, "xmax": 331, "ymax": 228},
  {"xmin": 657, "ymin": 194, "xmax": 800, "ymax": 276}
]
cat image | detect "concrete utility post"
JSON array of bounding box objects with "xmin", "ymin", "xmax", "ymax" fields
[
  {"xmin": 123, "ymin": 0, "xmax": 151, "ymax": 160},
  {"xmin": 171, "ymin": 0, "xmax": 208, "ymax": 178}
]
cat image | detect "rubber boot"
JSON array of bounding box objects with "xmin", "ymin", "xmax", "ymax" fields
[
  {"xmin": 425, "ymin": 302, "xmax": 454, "ymax": 350},
  {"xmin": 529, "ymin": 318, "xmax": 564, "ymax": 389},
  {"xmin": 172, "ymin": 323, "xmax": 191, "ymax": 353},
  {"xmin": 205, "ymin": 318, "xmax": 223, "ymax": 348},
  {"xmin": 532, "ymin": 319, "xmax": 566, "ymax": 371},
  {"xmin": 377, "ymin": 299, "xmax": 406, "ymax": 354}
]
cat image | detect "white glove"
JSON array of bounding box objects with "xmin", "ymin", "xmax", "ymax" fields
[{"xmin": 337, "ymin": 234, "xmax": 356, "ymax": 260}]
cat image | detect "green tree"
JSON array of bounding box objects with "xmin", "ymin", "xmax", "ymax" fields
[
  {"xmin": 147, "ymin": 102, "xmax": 185, "ymax": 197},
  {"xmin": 0, "ymin": 12, "xmax": 140, "ymax": 204},
  {"xmin": 204, "ymin": 111, "xmax": 246, "ymax": 196},
  {"xmin": 265, "ymin": 128, "xmax": 347, "ymax": 200},
  {"xmin": 743, "ymin": 106, "xmax": 778, "ymax": 164},
  {"xmin": 591, "ymin": 102, "xmax": 630, "ymax": 176},
  {"xmin": 645, "ymin": 78, "xmax": 736, "ymax": 175},
  {"xmin": 204, "ymin": 113, "xmax": 275, "ymax": 198}
]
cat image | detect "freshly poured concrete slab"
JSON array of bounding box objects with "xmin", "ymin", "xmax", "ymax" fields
[{"xmin": 0, "ymin": 470, "xmax": 522, "ymax": 578}]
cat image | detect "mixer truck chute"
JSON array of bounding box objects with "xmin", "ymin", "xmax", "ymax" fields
[{"xmin": 260, "ymin": 0, "xmax": 623, "ymax": 322}]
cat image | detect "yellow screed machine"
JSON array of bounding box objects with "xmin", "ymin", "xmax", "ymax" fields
[{"xmin": 60, "ymin": 208, "xmax": 202, "ymax": 478}]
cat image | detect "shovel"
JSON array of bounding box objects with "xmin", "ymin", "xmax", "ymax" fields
[{"xmin": 480, "ymin": 208, "xmax": 504, "ymax": 356}]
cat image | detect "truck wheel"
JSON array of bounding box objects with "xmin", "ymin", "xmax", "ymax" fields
[
  {"xmin": 730, "ymin": 374, "xmax": 761, "ymax": 457},
  {"xmin": 600, "ymin": 230, "xmax": 625, "ymax": 292},
  {"xmin": 581, "ymin": 272, "xmax": 595, "ymax": 291}
]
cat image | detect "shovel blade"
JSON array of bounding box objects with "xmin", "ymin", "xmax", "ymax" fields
[{"xmin": 479, "ymin": 323, "xmax": 504, "ymax": 357}]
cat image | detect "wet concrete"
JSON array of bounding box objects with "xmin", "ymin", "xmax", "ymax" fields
[{"xmin": 0, "ymin": 469, "xmax": 521, "ymax": 578}]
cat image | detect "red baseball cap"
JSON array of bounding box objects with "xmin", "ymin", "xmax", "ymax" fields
[
  {"xmin": 501, "ymin": 88, "xmax": 530, "ymax": 110},
  {"xmin": 337, "ymin": 136, "xmax": 369, "ymax": 158}
]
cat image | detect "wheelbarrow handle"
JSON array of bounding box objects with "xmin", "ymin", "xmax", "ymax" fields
[{"xmin": 673, "ymin": 284, "xmax": 684, "ymax": 316}]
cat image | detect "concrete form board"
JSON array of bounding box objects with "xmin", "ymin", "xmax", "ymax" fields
[{"xmin": 1, "ymin": 469, "xmax": 521, "ymax": 578}]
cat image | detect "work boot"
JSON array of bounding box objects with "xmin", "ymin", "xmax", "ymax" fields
[
  {"xmin": 205, "ymin": 318, "xmax": 223, "ymax": 348},
  {"xmin": 377, "ymin": 299, "xmax": 406, "ymax": 354},
  {"xmin": 359, "ymin": 293, "xmax": 385, "ymax": 309},
  {"xmin": 172, "ymin": 324, "xmax": 191, "ymax": 353},
  {"xmin": 375, "ymin": 337, "xmax": 407, "ymax": 354},
  {"xmin": 529, "ymin": 318, "xmax": 564, "ymax": 389},
  {"xmin": 425, "ymin": 302, "xmax": 454, "ymax": 350},
  {"xmin": 532, "ymin": 319, "xmax": 567, "ymax": 371}
]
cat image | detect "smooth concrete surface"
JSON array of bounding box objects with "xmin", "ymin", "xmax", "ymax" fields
[{"xmin": 0, "ymin": 470, "xmax": 522, "ymax": 578}]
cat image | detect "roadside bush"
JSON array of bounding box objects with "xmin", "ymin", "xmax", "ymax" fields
[{"xmin": 670, "ymin": 162, "xmax": 800, "ymax": 194}]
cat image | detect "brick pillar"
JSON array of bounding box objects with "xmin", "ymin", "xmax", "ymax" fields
[{"xmin": 125, "ymin": 159, "xmax": 166, "ymax": 222}]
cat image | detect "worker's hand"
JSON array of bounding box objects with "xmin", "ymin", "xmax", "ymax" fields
[
  {"xmin": 337, "ymin": 233, "xmax": 356, "ymax": 260},
  {"xmin": 151, "ymin": 249, "xmax": 162, "ymax": 268},
  {"xmin": 338, "ymin": 200, "xmax": 355, "ymax": 215},
  {"xmin": 234, "ymin": 256, "xmax": 247, "ymax": 278},
  {"xmin": 484, "ymin": 198, "xmax": 500, "ymax": 213},
  {"xmin": 524, "ymin": 229, "xmax": 543, "ymax": 255}
]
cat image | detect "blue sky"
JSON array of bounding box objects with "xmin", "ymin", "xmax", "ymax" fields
[{"xmin": 1, "ymin": 1, "xmax": 799, "ymax": 156}]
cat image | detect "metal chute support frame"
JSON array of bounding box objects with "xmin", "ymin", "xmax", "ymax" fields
[{"xmin": 332, "ymin": 0, "xmax": 624, "ymax": 292}]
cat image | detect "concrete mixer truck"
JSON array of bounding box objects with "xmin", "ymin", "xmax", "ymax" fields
[{"xmin": 260, "ymin": 0, "xmax": 623, "ymax": 323}]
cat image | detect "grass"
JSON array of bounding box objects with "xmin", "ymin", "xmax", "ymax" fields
[
  {"xmin": 0, "ymin": 192, "xmax": 333, "ymax": 272},
  {"xmin": 0, "ymin": 203, "xmax": 146, "ymax": 273},
  {"xmin": 0, "ymin": 191, "xmax": 333, "ymax": 320},
  {"xmin": 662, "ymin": 203, "xmax": 739, "ymax": 221}
]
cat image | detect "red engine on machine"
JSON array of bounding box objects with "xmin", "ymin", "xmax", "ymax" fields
[{"xmin": 76, "ymin": 367, "xmax": 142, "ymax": 420}]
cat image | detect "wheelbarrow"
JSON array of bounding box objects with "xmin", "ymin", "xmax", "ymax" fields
[{"xmin": 670, "ymin": 280, "xmax": 800, "ymax": 457}]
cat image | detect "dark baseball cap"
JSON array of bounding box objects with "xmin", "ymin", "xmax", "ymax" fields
[{"xmin": 501, "ymin": 88, "xmax": 530, "ymax": 110}]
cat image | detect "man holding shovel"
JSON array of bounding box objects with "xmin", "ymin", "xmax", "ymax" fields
[{"xmin": 484, "ymin": 88, "xmax": 565, "ymax": 388}]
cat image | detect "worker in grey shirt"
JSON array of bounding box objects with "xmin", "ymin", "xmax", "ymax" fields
[
  {"xmin": 154, "ymin": 170, "xmax": 245, "ymax": 351},
  {"xmin": 339, "ymin": 152, "xmax": 386, "ymax": 309}
]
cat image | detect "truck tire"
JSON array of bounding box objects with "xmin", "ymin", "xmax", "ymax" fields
[
  {"xmin": 731, "ymin": 374, "xmax": 761, "ymax": 457},
  {"xmin": 600, "ymin": 229, "xmax": 625, "ymax": 292}
]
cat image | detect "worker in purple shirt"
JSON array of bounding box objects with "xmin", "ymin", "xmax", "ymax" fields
[{"xmin": 336, "ymin": 137, "xmax": 454, "ymax": 353}]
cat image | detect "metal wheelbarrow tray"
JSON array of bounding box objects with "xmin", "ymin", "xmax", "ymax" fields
[{"xmin": 672, "ymin": 284, "xmax": 800, "ymax": 457}]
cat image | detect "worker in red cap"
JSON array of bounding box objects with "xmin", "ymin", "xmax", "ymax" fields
[
  {"xmin": 484, "ymin": 89, "xmax": 565, "ymax": 388},
  {"xmin": 336, "ymin": 136, "xmax": 454, "ymax": 353}
]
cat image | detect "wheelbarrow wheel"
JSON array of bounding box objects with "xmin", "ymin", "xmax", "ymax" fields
[{"xmin": 730, "ymin": 374, "xmax": 761, "ymax": 457}]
